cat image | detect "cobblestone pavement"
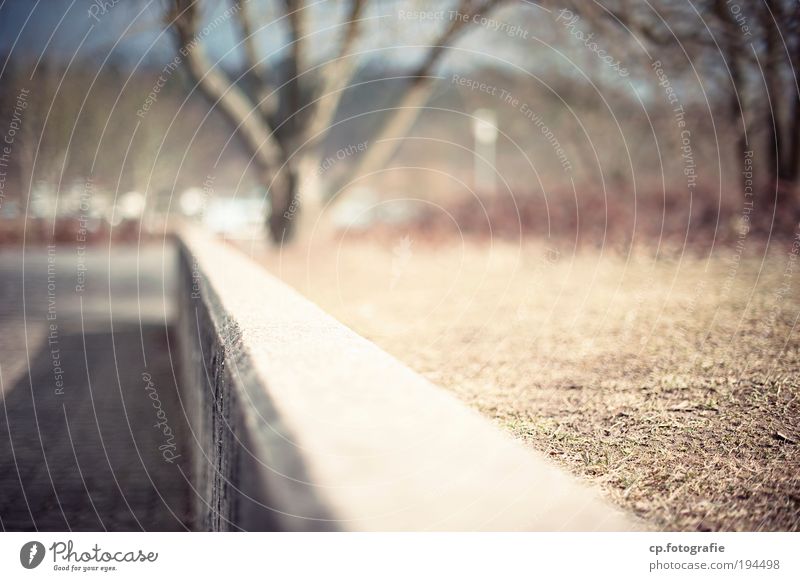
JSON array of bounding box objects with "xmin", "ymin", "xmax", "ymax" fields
[{"xmin": 0, "ymin": 243, "xmax": 192, "ymax": 531}]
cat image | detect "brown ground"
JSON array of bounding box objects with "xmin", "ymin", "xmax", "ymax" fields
[{"xmin": 241, "ymin": 234, "xmax": 800, "ymax": 531}]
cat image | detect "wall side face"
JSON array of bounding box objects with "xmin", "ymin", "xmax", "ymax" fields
[
  {"xmin": 175, "ymin": 228, "xmax": 639, "ymax": 532},
  {"xmin": 177, "ymin": 241, "xmax": 325, "ymax": 531},
  {"xmin": 177, "ymin": 246, "xmax": 242, "ymax": 531}
]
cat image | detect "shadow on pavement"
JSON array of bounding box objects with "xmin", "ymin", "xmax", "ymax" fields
[{"xmin": 0, "ymin": 323, "xmax": 192, "ymax": 531}]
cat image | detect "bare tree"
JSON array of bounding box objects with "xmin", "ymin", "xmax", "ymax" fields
[
  {"xmin": 568, "ymin": 0, "xmax": 800, "ymax": 209},
  {"xmin": 167, "ymin": 0, "xmax": 506, "ymax": 243}
]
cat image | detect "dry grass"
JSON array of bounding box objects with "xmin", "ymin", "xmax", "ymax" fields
[{"xmin": 242, "ymin": 234, "xmax": 800, "ymax": 531}]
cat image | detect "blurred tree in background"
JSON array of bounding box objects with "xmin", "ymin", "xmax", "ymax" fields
[{"xmin": 167, "ymin": 0, "xmax": 507, "ymax": 243}]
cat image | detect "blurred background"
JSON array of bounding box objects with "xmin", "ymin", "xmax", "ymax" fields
[
  {"xmin": 1, "ymin": 0, "xmax": 799, "ymax": 532},
  {"xmin": 2, "ymin": 0, "xmax": 799, "ymax": 246}
]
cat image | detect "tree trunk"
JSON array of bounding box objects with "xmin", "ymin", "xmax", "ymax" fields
[
  {"xmin": 266, "ymin": 167, "xmax": 299, "ymax": 244},
  {"xmin": 714, "ymin": 0, "xmax": 749, "ymax": 197},
  {"xmin": 787, "ymin": 91, "xmax": 800, "ymax": 184},
  {"xmin": 761, "ymin": 1, "xmax": 787, "ymax": 186},
  {"xmin": 786, "ymin": 19, "xmax": 800, "ymax": 185}
]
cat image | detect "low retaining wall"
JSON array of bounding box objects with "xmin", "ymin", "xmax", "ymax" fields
[{"xmin": 176, "ymin": 226, "xmax": 636, "ymax": 531}]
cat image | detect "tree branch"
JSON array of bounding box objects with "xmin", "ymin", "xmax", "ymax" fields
[
  {"xmin": 282, "ymin": 0, "xmax": 307, "ymax": 136},
  {"xmin": 231, "ymin": 0, "xmax": 278, "ymax": 118},
  {"xmin": 300, "ymin": 0, "xmax": 365, "ymax": 152},
  {"xmin": 341, "ymin": 0, "xmax": 508, "ymax": 195}
]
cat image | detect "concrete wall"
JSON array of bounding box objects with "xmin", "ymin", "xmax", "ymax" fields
[{"xmin": 176, "ymin": 226, "xmax": 638, "ymax": 531}]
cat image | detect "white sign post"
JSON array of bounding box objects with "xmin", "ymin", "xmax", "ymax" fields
[{"xmin": 472, "ymin": 108, "xmax": 498, "ymax": 195}]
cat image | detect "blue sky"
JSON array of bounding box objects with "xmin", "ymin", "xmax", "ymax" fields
[
  {"xmin": 0, "ymin": 0, "xmax": 542, "ymax": 74},
  {"xmin": 0, "ymin": 0, "xmax": 243, "ymax": 71}
]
